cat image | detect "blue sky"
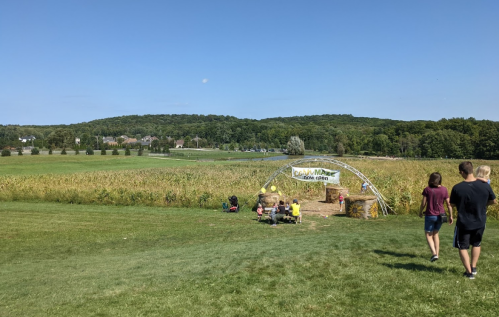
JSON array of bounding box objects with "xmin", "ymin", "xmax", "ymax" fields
[{"xmin": 1, "ymin": 0, "xmax": 498, "ymax": 125}]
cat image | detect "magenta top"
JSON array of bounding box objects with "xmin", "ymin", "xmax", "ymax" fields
[{"xmin": 422, "ymin": 186, "xmax": 448, "ymax": 216}]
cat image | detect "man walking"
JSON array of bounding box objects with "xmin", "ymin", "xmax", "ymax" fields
[{"xmin": 450, "ymin": 161, "xmax": 497, "ymax": 279}]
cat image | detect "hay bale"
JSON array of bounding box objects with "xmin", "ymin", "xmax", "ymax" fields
[
  {"xmin": 345, "ymin": 195, "xmax": 378, "ymax": 219},
  {"xmin": 258, "ymin": 192, "xmax": 282, "ymax": 208},
  {"xmin": 325, "ymin": 186, "xmax": 349, "ymax": 203}
]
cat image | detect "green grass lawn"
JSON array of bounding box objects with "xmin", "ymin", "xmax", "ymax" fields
[
  {"xmin": 1, "ymin": 201, "xmax": 498, "ymax": 316},
  {"xmin": 0, "ymin": 155, "xmax": 218, "ymax": 175},
  {"xmin": 0, "ymin": 150, "xmax": 282, "ymax": 175},
  {"xmin": 167, "ymin": 148, "xmax": 283, "ymax": 161}
]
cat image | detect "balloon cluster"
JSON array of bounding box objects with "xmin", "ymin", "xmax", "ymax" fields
[{"xmin": 260, "ymin": 185, "xmax": 282, "ymax": 196}]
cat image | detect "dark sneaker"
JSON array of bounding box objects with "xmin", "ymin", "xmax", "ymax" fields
[
  {"xmin": 471, "ymin": 267, "xmax": 477, "ymax": 275},
  {"xmin": 430, "ymin": 255, "xmax": 438, "ymax": 262},
  {"xmin": 463, "ymin": 272, "xmax": 475, "ymax": 279}
]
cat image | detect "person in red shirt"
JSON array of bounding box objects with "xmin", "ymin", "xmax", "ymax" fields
[{"xmin": 419, "ymin": 172, "xmax": 454, "ymax": 263}]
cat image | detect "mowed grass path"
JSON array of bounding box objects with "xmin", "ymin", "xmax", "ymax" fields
[
  {"xmin": 0, "ymin": 150, "xmax": 280, "ymax": 176},
  {"xmin": 0, "ymin": 155, "xmax": 215, "ymax": 175},
  {"xmin": 1, "ymin": 202, "xmax": 499, "ymax": 316}
]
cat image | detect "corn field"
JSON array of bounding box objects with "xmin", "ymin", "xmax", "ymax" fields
[{"xmin": 1, "ymin": 158, "xmax": 498, "ymax": 218}]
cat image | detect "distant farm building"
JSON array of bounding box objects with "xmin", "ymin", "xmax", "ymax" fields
[
  {"xmin": 102, "ymin": 137, "xmax": 117, "ymax": 146},
  {"xmin": 19, "ymin": 135, "xmax": 36, "ymax": 143}
]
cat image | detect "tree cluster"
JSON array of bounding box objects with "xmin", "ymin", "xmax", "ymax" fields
[{"xmin": 1, "ymin": 114, "xmax": 499, "ymax": 159}]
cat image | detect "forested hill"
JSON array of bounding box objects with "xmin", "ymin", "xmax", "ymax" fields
[
  {"xmin": 260, "ymin": 114, "xmax": 402, "ymax": 127},
  {"xmin": 2, "ymin": 114, "xmax": 499, "ymax": 159}
]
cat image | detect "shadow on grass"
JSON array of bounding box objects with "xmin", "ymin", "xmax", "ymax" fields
[
  {"xmin": 332, "ymin": 214, "xmax": 347, "ymax": 217},
  {"xmin": 253, "ymin": 219, "xmax": 296, "ymax": 225},
  {"xmin": 374, "ymin": 249, "xmax": 417, "ymax": 258},
  {"xmin": 382, "ymin": 262, "xmax": 446, "ymax": 273}
]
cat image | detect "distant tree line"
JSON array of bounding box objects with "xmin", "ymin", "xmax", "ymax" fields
[{"xmin": 1, "ymin": 114, "xmax": 499, "ymax": 159}]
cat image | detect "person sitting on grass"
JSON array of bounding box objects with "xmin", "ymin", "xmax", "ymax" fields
[
  {"xmin": 290, "ymin": 199, "xmax": 301, "ymax": 224},
  {"xmin": 256, "ymin": 203, "xmax": 263, "ymax": 222},
  {"xmin": 277, "ymin": 200, "xmax": 286, "ymax": 223},
  {"xmin": 270, "ymin": 203, "xmax": 278, "ymax": 227}
]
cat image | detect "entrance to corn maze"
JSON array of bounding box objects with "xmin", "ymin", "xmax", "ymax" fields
[{"xmin": 257, "ymin": 158, "xmax": 391, "ymax": 219}]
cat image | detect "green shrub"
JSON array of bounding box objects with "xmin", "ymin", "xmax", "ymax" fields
[
  {"xmin": 101, "ymin": 149, "xmax": 107, "ymax": 155},
  {"xmin": 49, "ymin": 149, "xmax": 53, "ymax": 155},
  {"xmin": 287, "ymin": 136, "xmax": 305, "ymax": 155},
  {"xmin": 1, "ymin": 149, "xmax": 11, "ymax": 157},
  {"xmin": 112, "ymin": 149, "xmax": 119, "ymax": 155},
  {"xmin": 138, "ymin": 148, "xmax": 143, "ymax": 156},
  {"xmin": 86, "ymin": 147, "xmax": 94, "ymax": 155},
  {"xmin": 75, "ymin": 149, "xmax": 79, "ymax": 155},
  {"xmin": 125, "ymin": 147, "xmax": 131, "ymax": 156},
  {"xmin": 198, "ymin": 192, "xmax": 211, "ymax": 207},
  {"xmin": 18, "ymin": 148, "xmax": 23, "ymax": 156},
  {"xmin": 61, "ymin": 148, "xmax": 67, "ymax": 155},
  {"xmin": 165, "ymin": 190, "xmax": 177, "ymax": 204},
  {"xmin": 31, "ymin": 148, "xmax": 40, "ymax": 155}
]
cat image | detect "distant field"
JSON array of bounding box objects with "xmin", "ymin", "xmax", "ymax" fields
[
  {"xmin": 0, "ymin": 154, "xmax": 498, "ymax": 217},
  {"xmin": 13, "ymin": 147, "xmax": 283, "ymax": 159},
  {"xmin": 0, "ymin": 154, "xmax": 201, "ymax": 175},
  {"xmin": 167, "ymin": 148, "xmax": 284, "ymax": 160},
  {"xmin": 0, "ymin": 149, "xmax": 285, "ymax": 176},
  {"xmin": 1, "ymin": 201, "xmax": 499, "ymax": 316}
]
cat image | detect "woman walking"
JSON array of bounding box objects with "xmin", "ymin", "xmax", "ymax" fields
[{"xmin": 419, "ymin": 172, "xmax": 454, "ymax": 262}]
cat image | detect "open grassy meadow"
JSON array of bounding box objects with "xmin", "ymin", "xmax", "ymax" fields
[
  {"xmin": 1, "ymin": 155, "xmax": 499, "ymax": 316},
  {"xmin": 12, "ymin": 148, "xmax": 282, "ymax": 162},
  {"xmin": 1, "ymin": 201, "xmax": 499, "ymax": 316}
]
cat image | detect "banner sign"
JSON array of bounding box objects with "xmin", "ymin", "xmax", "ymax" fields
[{"xmin": 291, "ymin": 167, "xmax": 340, "ymax": 184}]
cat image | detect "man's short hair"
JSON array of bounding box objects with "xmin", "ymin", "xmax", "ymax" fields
[{"xmin": 459, "ymin": 161, "xmax": 474, "ymax": 175}]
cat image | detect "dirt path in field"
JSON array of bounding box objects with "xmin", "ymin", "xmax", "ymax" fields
[{"xmin": 299, "ymin": 199, "xmax": 344, "ymax": 217}]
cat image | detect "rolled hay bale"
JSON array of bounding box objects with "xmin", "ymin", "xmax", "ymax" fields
[
  {"xmin": 345, "ymin": 195, "xmax": 378, "ymax": 219},
  {"xmin": 325, "ymin": 186, "xmax": 349, "ymax": 203},
  {"xmin": 258, "ymin": 192, "xmax": 282, "ymax": 208}
]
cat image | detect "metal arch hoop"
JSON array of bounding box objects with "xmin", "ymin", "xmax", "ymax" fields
[{"xmin": 262, "ymin": 158, "xmax": 392, "ymax": 216}]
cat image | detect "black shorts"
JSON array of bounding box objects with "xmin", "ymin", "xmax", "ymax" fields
[{"xmin": 453, "ymin": 226, "xmax": 485, "ymax": 250}]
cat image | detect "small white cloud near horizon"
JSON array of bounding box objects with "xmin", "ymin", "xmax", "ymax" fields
[{"xmin": 202, "ymin": 78, "xmax": 209, "ymax": 84}]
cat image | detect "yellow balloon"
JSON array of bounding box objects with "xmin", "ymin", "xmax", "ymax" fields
[
  {"xmin": 260, "ymin": 188, "xmax": 266, "ymax": 193},
  {"xmin": 278, "ymin": 191, "xmax": 282, "ymax": 196},
  {"xmin": 271, "ymin": 186, "xmax": 276, "ymax": 191}
]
